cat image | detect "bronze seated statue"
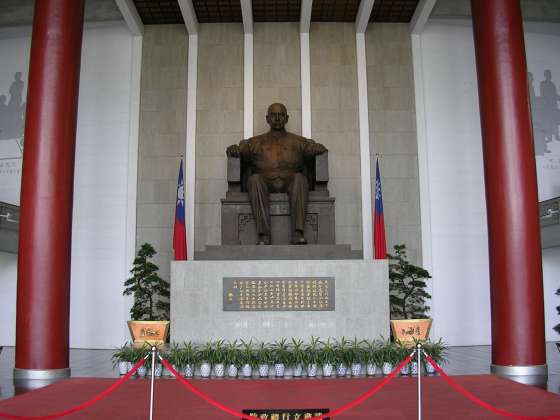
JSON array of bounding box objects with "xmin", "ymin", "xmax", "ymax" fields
[{"xmin": 222, "ymin": 103, "xmax": 335, "ymax": 246}]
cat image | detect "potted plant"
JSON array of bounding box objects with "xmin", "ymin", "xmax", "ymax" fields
[
  {"xmin": 290, "ymin": 338, "xmax": 306, "ymax": 377},
  {"xmin": 395, "ymin": 341, "xmax": 411, "ymax": 375},
  {"xmin": 197, "ymin": 341, "xmax": 214, "ymax": 378},
  {"xmin": 320, "ymin": 338, "xmax": 336, "ymax": 377},
  {"xmin": 423, "ymin": 338, "xmax": 448, "ymax": 374},
  {"xmin": 124, "ymin": 243, "xmax": 170, "ymax": 345},
  {"xmin": 133, "ymin": 344, "xmax": 150, "ymax": 377},
  {"xmin": 179, "ymin": 341, "xmax": 198, "ymax": 377},
  {"xmin": 347, "ymin": 337, "xmax": 366, "ymax": 377},
  {"xmin": 255, "ymin": 341, "xmax": 272, "ymax": 377},
  {"xmin": 379, "ymin": 340, "xmax": 398, "ymax": 375},
  {"xmin": 212, "ymin": 340, "xmax": 227, "ymax": 378},
  {"xmin": 334, "ymin": 337, "xmax": 351, "ymax": 377},
  {"xmin": 388, "ymin": 244, "xmax": 432, "ymax": 345},
  {"xmin": 305, "ymin": 336, "xmax": 322, "ymax": 377},
  {"xmin": 163, "ymin": 342, "xmax": 180, "ymax": 377},
  {"xmin": 145, "ymin": 354, "xmax": 163, "ymax": 378},
  {"xmin": 364, "ymin": 339, "xmax": 382, "ymax": 376},
  {"xmin": 271, "ymin": 338, "xmax": 290, "ymax": 377},
  {"xmin": 224, "ymin": 340, "xmax": 240, "ymax": 378},
  {"xmin": 239, "ymin": 339, "xmax": 255, "ymax": 378},
  {"xmin": 112, "ymin": 342, "xmax": 134, "ymax": 375}
]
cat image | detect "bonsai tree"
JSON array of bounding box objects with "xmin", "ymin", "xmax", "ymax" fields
[
  {"xmin": 124, "ymin": 243, "xmax": 170, "ymax": 320},
  {"xmin": 388, "ymin": 244, "xmax": 432, "ymax": 320}
]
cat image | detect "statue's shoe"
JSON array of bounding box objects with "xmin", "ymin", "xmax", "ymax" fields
[
  {"xmin": 291, "ymin": 235, "xmax": 307, "ymax": 245},
  {"xmin": 256, "ymin": 235, "xmax": 271, "ymax": 245}
]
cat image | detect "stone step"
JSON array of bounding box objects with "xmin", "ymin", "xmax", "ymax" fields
[{"xmin": 195, "ymin": 244, "xmax": 363, "ymax": 260}]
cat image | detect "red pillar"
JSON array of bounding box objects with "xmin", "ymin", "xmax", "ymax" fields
[
  {"xmin": 471, "ymin": 0, "xmax": 546, "ymax": 374},
  {"xmin": 15, "ymin": 0, "xmax": 84, "ymax": 379}
]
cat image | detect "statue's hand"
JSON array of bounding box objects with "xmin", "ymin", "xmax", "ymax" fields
[
  {"xmin": 226, "ymin": 144, "xmax": 240, "ymax": 157},
  {"xmin": 313, "ymin": 143, "xmax": 328, "ymax": 155}
]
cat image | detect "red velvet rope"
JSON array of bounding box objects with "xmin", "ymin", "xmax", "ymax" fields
[
  {"xmin": 424, "ymin": 354, "xmax": 560, "ymax": 420},
  {"xmin": 161, "ymin": 354, "xmax": 414, "ymax": 420},
  {"xmin": 0, "ymin": 358, "xmax": 145, "ymax": 420}
]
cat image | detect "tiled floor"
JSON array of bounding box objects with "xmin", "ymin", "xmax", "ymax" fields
[{"xmin": 0, "ymin": 343, "xmax": 559, "ymax": 400}]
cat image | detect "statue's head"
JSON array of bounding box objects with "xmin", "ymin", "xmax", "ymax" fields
[
  {"xmin": 15, "ymin": 72, "xmax": 22, "ymax": 81},
  {"xmin": 266, "ymin": 103, "xmax": 288, "ymax": 131},
  {"xmin": 545, "ymin": 69, "xmax": 552, "ymax": 81}
]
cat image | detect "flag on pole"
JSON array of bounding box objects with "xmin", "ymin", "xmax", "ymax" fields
[
  {"xmin": 173, "ymin": 159, "xmax": 187, "ymax": 260},
  {"xmin": 374, "ymin": 158, "xmax": 387, "ymax": 259}
]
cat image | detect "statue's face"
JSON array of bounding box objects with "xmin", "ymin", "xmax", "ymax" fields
[{"xmin": 266, "ymin": 104, "xmax": 288, "ymax": 130}]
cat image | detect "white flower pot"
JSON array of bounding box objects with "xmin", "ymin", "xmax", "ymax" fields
[
  {"xmin": 425, "ymin": 362, "xmax": 436, "ymax": 375},
  {"xmin": 382, "ymin": 362, "xmax": 393, "ymax": 375},
  {"xmin": 322, "ymin": 363, "xmax": 333, "ymax": 377},
  {"xmin": 366, "ymin": 363, "xmax": 377, "ymax": 376},
  {"xmin": 137, "ymin": 365, "xmax": 147, "ymax": 377},
  {"xmin": 410, "ymin": 361, "xmax": 419, "ymax": 375},
  {"xmin": 167, "ymin": 364, "xmax": 178, "ymax": 377},
  {"xmin": 126, "ymin": 362, "xmax": 134, "ymax": 373},
  {"xmin": 242, "ymin": 364, "xmax": 253, "ymax": 378},
  {"xmin": 274, "ymin": 363, "xmax": 285, "ymax": 377},
  {"xmin": 336, "ymin": 364, "xmax": 348, "ymax": 377},
  {"xmin": 292, "ymin": 364, "xmax": 303, "ymax": 377},
  {"xmin": 258, "ymin": 364, "xmax": 270, "ymax": 377},
  {"xmin": 118, "ymin": 361, "xmax": 128, "ymax": 375},
  {"xmin": 152, "ymin": 363, "xmax": 162, "ymax": 377},
  {"xmin": 307, "ymin": 363, "xmax": 318, "ymax": 377},
  {"xmin": 227, "ymin": 364, "xmax": 238, "ymax": 378},
  {"xmin": 200, "ymin": 362, "xmax": 212, "ymax": 378},
  {"xmin": 351, "ymin": 363, "xmax": 362, "ymax": 377},
  {"xmin": 184, "ymin": 364, "xmax": 194, "ymax": 377},
  {"xmin": 399, "ymin": 363, "xmax": 410, "ymax": 376},
  {"xmin": 214, "ymin": 363, "xmax": 225, "ymax": 378}
]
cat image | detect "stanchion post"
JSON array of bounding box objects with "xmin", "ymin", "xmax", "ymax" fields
[
  {"xmin": 417, "ymin": 343, "xmax": 422, "ymax": 420},
  {"xmin": 149, "ymin": 346, "xmax": 157, "ymax": 420}
]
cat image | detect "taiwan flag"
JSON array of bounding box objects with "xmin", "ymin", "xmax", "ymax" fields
[
  {"xmin": 173, "ymin": 159, "xmax": 187, "ymax": 260},
  {"xmin": 374, "ymin": 158, "xmax": 387, "ymax": 259}
]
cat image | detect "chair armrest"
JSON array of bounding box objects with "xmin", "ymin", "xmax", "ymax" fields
[
  {"xmin": 315, "ymin": 151, "xmax": 329, "ymax": 183},
  {"xmin": 227, "ymin": 156, "xmax": 242, "ymax": 192}
]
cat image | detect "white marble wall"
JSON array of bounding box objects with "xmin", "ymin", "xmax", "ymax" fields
[
  {"xmin": 366, "ymin": 23, "xmax": 421, "ymax": 264},
  {"xmin": 311, "ymin": 23, "xmax": 363, "ymax": 251},
  {"xmin": 137, "ymin": 25, "xmax": 188, "ymax": 280},
  {"xmin": 195, "ymin": 23, "xmax": 244, "ymax": 251}
]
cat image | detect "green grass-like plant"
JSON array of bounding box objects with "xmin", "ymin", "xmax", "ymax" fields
[
  {"xmin": 272, "ymin": 338, "xmax": 291, "ymax": 364},
  {"xmin": 239, "ymin": 339, "xmax": 257, "ymax": 367},
  {"xmin": 255, "ymin": 341, "xmax": 273, "ymax": 365},
  {"xmin": 290, "ymin": 338, "xmax": 306, "ymax": 367}
]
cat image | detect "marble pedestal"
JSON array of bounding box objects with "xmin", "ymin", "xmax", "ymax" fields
[{"xmin": 171, "ymin": 259, "xmax": 389, "ymax": 343}]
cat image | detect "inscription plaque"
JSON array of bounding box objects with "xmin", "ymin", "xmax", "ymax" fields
[
  {"xmin": 242, "ymin": 408, "xmax": 330, "ymax": 419},
  {"xmin": 223, "ymin": 277, "xmax": 335, "ymax": 311}
]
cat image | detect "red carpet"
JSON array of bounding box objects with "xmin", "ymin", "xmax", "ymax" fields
[{"xmin": 1, "ymin": 375, "xmax": 559, "ymax": 419}]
